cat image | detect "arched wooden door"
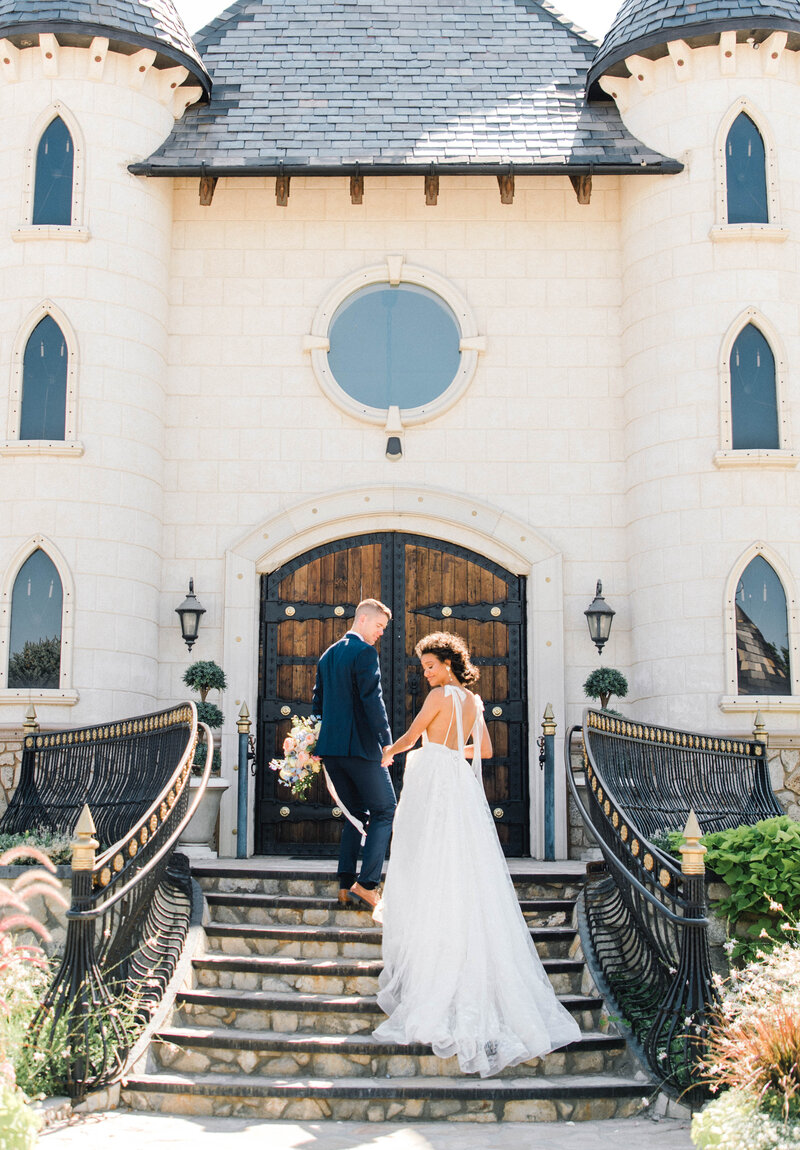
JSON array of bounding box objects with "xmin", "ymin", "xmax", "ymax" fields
[{"xmin": 255, "ymin": 533, "xmax": 528, "ymax": 856}]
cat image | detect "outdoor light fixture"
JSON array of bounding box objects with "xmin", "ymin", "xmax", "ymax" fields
[
  {"xmin": 584, "ymin": 580, "xmax": 615, "ymax": 655},
  {"xmin": 386, "ymin": 435, "xmax": 403, "ymax": 461},
  {"xmin": 175, "ymin": 578, "xmax": 206, "ymax": 651}
]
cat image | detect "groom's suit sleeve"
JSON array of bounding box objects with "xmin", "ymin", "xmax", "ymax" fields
[
  {"xmin": 354, "ymin": 644, "xmax": 392, "ymax": 749},
  {"xmin": 311, "ymin": 661, "xmax": 323, "ymax": 717}
]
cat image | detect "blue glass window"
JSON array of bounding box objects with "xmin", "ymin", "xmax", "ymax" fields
[
  {"xmin": 726, "ymin": 112, "xmax": 768, "ymax": 225},
  {"xmin": 736, "ymin": 556, "xmax": 790, "ymax": 695},
  {"xmin": 328, "ymin": 284, "xmax": 461, "ymax": 410},
  {"xmin": 8, "ymin": 551, "xmax": 62, "ymax": 689},
  {"xmin": 20, "ymin": 316, "xmax": 67, "ymax": 441},
  {"xmin": 730, "ymin": 324, "xmax": 779, "ymax": 450},
  {"xmin": 32, "ymin": 116, "xmax": 74, "ymax": 226}
]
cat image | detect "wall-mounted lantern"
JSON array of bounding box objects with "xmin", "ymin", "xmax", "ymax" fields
[
  {"xmin": 175, "ymin": 578, "xmax": 206, "ymax": 651},
  {"xmin": 584, "ymin": 580, "xmax": 615, "ymax": 655}
]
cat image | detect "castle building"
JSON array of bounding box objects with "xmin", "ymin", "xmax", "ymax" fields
[{"xmin": 1, "ymin": 0, "xmax": 799, "ymax": 857}]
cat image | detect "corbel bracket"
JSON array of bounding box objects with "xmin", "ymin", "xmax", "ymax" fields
[
  {"xmin": 350, "ymin": 168, "xmax": 364, "ymax": 204},
  {"xmin": 199, "ymin": 175, "xmax": 218, "ymax": 206},
  {"xmin": 425, "ymin": 169, "xmax": 439, "ymax": 206},
  {"xmin": 276, "ymin": 171, "xmax": 290, "ymax": 207},
  {"xmin": 497, "ymin": 172, "xmax": 515, "ymax": 205},
  {"xmin": 569, "ymin": 173, "xmax": 592, "ymax": 205}
]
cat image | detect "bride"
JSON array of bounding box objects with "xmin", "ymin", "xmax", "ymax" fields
[{"xmin": 374, "ymin": 631, "xmax": 581, "ymax": 1078}]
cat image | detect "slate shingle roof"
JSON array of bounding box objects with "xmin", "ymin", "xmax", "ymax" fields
[
  {"xmin": 0, "ymin": 0, "xmax": 209, "ymax": 90},
  {"xmin": 589, "ymin": 0, "xmax": 800, "ymax": 87},
  {"xmin": 134, "ymin": 0, "xmax": 679, "ymax": 175}
]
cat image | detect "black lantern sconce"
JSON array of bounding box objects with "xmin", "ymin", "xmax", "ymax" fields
[
  {"xmin": 584, "ymin": 580, "xmax": 615, "ymax": 655},
  {"xmin": 175, "ymin": 578, "xmax": 206, "ymax": 651}
]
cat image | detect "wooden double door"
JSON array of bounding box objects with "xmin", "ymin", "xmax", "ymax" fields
[{"xmin": 255, "ymin": 533, "xmax": 529, "ymax": 856}]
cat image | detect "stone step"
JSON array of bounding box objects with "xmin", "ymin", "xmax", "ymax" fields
[
  {"xmin": 122, "ymin": 1070, "xmax": 650, "ymax": 1123},
  {"xmin": 203, "ymin": 892, "xmax": 576, "ymax": 929},
  {"xmin": 192, "ymin": 953, "xmax": 587, "ymax": 996},
  {"xmin": 203, "ymin": 922, "xmax": 577, "ymax": 960},
  {"xmin": 175, "ymin": 988, "xmax": 605, "ymax": 1035},
  {"xmin": 191, "ymin": 865, "xmax": 585, "ymax": 904},
  {"xmin": 151, "ymin": 1024, "xmax": 629, "ymax": 1079}
]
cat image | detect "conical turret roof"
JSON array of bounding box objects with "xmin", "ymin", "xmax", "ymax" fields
[
  {"xmin": 0, "ymin": 0, "xmax": 209, "ymax": 92},
  {"xmin": 589, "ymin": 0, "xmax": 800, "ymax": 89}
]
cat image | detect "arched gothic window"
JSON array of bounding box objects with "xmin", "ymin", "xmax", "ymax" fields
[
  {"xmin": 19, "ymin": 315, "xmax": 67, "ymax": 440},
  {"xmin": 736, "ymin": 556, "xmax": 790, "ymax": 695},
  {"xmin": 726, "ymin": 112, "xmax": 769, "ymax": 225},
  {"xmin": 8, "ymin": 550, "xmax": 62, "ymax": 689},
  {"xmin": 32, "ymin": 116, "xmax": 74, "ymax": 226},
  {"xmin": 730, "ymin": 324, "xmax": 779, "ymax": 450}
]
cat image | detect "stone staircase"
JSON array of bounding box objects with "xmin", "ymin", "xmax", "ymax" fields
[{"xmin": 121, "ymin": 860, "xmax": 654, "ymax": 1123}]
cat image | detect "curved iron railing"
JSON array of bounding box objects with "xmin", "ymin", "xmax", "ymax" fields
[
  {"xmin": 26, "ymin": 703, "xmax": 211, "ymax": 1101},
  {"xmin": 568, "ymin": 709, "xmax": 781, "ymax": 1102}
]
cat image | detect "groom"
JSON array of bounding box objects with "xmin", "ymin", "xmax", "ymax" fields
[{"xmin": 312, "ymin": 598, "xmax": 396, "ymax": 909}]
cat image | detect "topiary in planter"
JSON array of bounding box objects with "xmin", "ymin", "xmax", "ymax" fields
[
  {"xmin": 583, "ymin": 667, "xmax": 628, "ymax": 711},
  {"xmin": 182, "ymin": 661, "xmax": 227, "ymax": 774}
]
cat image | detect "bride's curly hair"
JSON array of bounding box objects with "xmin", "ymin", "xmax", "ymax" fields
[{"xmin": 415, "ymin": 631, "xmax": 480, "ymax": 688}]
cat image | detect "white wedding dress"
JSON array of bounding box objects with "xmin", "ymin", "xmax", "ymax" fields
[{"xmin": 374, "ymin": 684, "xmax": 581, "ymax": 1077}]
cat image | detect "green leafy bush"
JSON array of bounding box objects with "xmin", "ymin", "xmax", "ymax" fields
[
  {"xmin": 0, "ymin": 831, "xmax": 72, "ymax": 869},
  {"xmin": 195, "ymin": 701, "xmax": 224, "ymax": 731},
  {"xmin": 583, "ymin": 667, "xmax": 628, "ymax": 710},
  {"xmin": 693, "ymin": 1088, "xmax": 800, "ymax": 1150},
  {"xmin": 702, "ymin": 817, "xmax": 800, "ymax": 962}
]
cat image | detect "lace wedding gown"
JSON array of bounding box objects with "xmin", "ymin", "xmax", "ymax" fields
[{"xmin": 374, "ymin": 685, "xmax": 581, "ymax": 1077}]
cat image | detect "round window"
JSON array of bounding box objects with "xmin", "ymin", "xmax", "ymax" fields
[{"xmin": 327, "ymin": 284, "xmax": 461, "ymax": 411}]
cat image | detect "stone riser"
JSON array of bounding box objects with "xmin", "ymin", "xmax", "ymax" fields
[
  {"xmin": 175, "ymin": 1001, "xmax": 605, "ymax": 1036},
  {"xmin": 192, "ymin": 965, "xmax": 583, "ymax": 997},
  {"xmin": 205, "ymin": 933, "xmax": 576, "ymax": 962},
  {"xmin": 196, "ymin": 876, "xmax": 584, "ymax": 902},
  {"xmin": 151, "ymin": 1036, "xmax": 628, "ymax": 1079},
  {"xmin": 121, "ymin": 1084, "xmax": 648, "ymax": 1123},
  {"xmin": 206, "ymin": 905, "xmax": 571, "ymax": 929}
]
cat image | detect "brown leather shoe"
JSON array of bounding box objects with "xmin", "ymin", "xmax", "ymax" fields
[
  {"xmin": 349, "ymin": 881, "xmax": 380, "ymax": 909},
  {"xmin": 337, "ymin": 888, "xmax": 353, "ymax": 906}
]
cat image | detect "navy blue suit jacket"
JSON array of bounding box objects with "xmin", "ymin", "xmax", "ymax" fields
[{"xmin": 312, "ymin": 633, "xmax": 392, "ymax": 761}]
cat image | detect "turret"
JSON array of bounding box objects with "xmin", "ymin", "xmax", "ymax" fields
[
  {"xmin": 590, "ymin": 1, "xmax": 800, "ymax": 730},
  {"xmin": 0, "ymin": 1, "xmax": 207, "ymax": 722}
]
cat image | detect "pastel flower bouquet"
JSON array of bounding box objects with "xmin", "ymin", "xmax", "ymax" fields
[{"xmin": 269, "ymin": 714, "xmax": 322, "ymax": 800}]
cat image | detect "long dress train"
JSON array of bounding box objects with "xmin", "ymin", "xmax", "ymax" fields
[{"xmin": 374, "ymin": 684, "xmax": 581, "ymax": 1078}]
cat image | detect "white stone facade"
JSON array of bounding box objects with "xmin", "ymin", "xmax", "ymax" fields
[{"xmin": 1, "ymin": 30, "xmax": 799, "ymax": 855}]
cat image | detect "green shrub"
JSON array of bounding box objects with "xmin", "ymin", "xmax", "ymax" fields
[
  {"xmin": 702, "ymin": 817, "xmax": 800, "ymax": 962},
  {"xmin": 182, "ymin": 661, "xmax": 227, "ymax": 703},
  {"xmin": 0, "ymin": 1081, "xmax": 41, "ymax": 1150},
  {"xmin": 195, "ymin": 701, "xmax": 223, "ymax": 731},
  {"xmin": 583, "ymin": 667, "xmax": 628, "ymax": 711},
  {"xmin": 0, "ymin": 830, "xmax": 72, "ymax": 868}
]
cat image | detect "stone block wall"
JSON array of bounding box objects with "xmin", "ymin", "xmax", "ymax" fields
[
  {"xmin": 0, "ymin": 727, "xmax": 23, "ymax": 819},
  {"xmin": 766, "ymin": 738, "xmax": 800, "ymax": 821}
]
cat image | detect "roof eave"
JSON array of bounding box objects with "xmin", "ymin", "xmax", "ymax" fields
[
  {"xmin": 0, "ymin": 19, "xmax": 210, "ymax": 95},
  {"xmin": 587, "ymin": 16, "xmax": 800, "ymax": 90},
  {"xmin": 129, "ymin": 158, "xmax": 684, "ymax": 178}
]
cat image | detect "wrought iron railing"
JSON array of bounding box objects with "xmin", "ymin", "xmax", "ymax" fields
[
  {"xmin": 17, "ymin": 703, "xmax": 211, "ymax": 1101},
  {"xmin": 567, "ymin": 709, "xmax": 782, "ymax": 1102}
]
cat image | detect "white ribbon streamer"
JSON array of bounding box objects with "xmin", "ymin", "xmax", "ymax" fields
[{"xmin": 322, "ymin": 765, "xmax": 367, "ymax": 844}]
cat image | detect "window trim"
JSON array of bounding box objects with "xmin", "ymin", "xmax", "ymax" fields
[
  {"xmin": 717, "ymin": 308, "xmax": 792, "ymax": 463},
  {"xmin": 722, "ymin": 541, "xmax": 800, "ymax": 703},
  {"xmin": 0, "ymin": 535, "xmax": 77, "ymax": 704},
  {"xmin": 19, "ymin": 102, "xmax": 85, "ymax": 231},
  {"xmin": 305, "ymin": 257, "xmax": 485, "ymax": 427},
  {"xmin": 5, "ymin": 300, "xmax": 82, "ymax": 453},
  {"xmin": 713, "ymin": 98, "xmax": 780, "ymax": 232}
]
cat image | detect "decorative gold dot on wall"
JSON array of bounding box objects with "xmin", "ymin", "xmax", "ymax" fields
[
  {"xmin": 364, "ymin": 496, "xmax": 370, "ymax": 502},
  {"xmin": 546, "ymin": 641, "xmax": 552, "ymax": 647},
  {"xmin": 471, "ymin": 510, "xmax": 477, "ymax": 517},
  {"xmin": 263, "ymin": 533, "xmax": 269, "ymax": 539},
  {"xmin": 236, "ymin": 636, "xmax": 242, "ymax": 643},
  {"xmin": 418, "ymin": 497, "xmax": 424, "ymax": 503},
  {"xmin": 139, "ymin": 65, "xmax": 146, "ymax": 71},
  {"xmin": 545, "ymin": 577, "xmax": 551, "ymax": 583},
  {"xmin": 312, "ymin": 508, "xmax": 318, "ymax": 514},
  {"xmin": 237, "ymin": 573, "xmax": 243, "ymax": 580}
]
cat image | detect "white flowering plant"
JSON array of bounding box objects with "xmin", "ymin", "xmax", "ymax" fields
[{"xmin": 268, "ymin": 715, "xmax": 322, "ymax": 800}]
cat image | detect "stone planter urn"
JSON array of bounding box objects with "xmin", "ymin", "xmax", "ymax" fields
[{"xmin": 178, "ymin": 776, "xmax": 230, "ymax": 858}]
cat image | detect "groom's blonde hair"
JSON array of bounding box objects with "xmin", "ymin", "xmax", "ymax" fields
[{"xmin": 356, "ymin": 598, "xmax": 392, "ymax": 621}]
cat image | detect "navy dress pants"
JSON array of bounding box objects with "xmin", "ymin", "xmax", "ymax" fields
[{"xmin": 323, "ymin": 755, "xmax": 397, "ymax": 889}]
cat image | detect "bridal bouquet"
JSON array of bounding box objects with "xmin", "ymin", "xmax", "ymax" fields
[{"xmin": 268, "ymin": 714, "xmax": 322, "ymax": 800}]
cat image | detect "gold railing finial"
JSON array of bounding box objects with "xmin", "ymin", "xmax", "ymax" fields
[
  {"xmin": 753, "ymin": 710, "xmax": 768, "ymax": 745},
  {"xmin": 72, "ymin": 804, "xmax": 100, "ymax": 871},
  {"xmin": 680, "ymin": 809, "xmax": 706, "ymax": 876},
  {"xmin": 237, "ymin": 701, "xmax": 251, "ymax": 733},
  {"xmin": 23, "ymin": 704, "xmax": 39, "ymax": 736},
  {"xmin": 541, "ymin": 703, "xmax": 556, "ymax": 738}
]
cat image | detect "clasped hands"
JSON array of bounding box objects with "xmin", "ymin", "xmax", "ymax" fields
[{"xmin": 381, "ymin": 746, "xmax": 394, "ymax": 768}]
